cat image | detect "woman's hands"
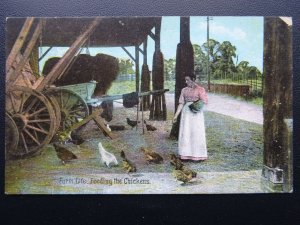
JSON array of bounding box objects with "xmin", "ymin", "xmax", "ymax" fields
[
  {"xmin": 172, "ymin": 103, "xmax": 184, "ymax": 124},
  {"xmin": 172, "ymin": 116, "xmax": 178, "ymax": 124}
]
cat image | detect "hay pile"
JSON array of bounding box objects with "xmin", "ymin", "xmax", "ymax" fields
[{"xmin": 42, "ymin": 53, "xmax": 119, "ymax": 96}]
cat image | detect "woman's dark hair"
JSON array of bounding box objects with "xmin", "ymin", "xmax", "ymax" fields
[{"xmin": 186, "ymin": 72, "xmax": 196, "ymax": 81}]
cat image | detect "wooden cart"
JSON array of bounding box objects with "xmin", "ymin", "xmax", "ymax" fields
[{"xmin": 5, "ymin": 18, "xmax": 102, "ymax": 158}]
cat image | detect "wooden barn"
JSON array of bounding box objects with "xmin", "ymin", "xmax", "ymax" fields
[{"xmin": 5, "ymin": 17, "xmax": 293, "ymax": 193}]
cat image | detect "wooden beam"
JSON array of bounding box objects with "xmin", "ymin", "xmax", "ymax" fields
[
  {"xmin": 38, "ymin": 47, "xmax": 53, "ymax": 62},
  {"xmin": 143, "ymin": 38, "xmax": 148, "ymax": 65},
  {"xmin": 6, "ymin": 19, "xmax": 43, "ymax": 87},
  {"xmin": 121, "ymin": 46, "xmax": 136, "ymax": 62},
  {"xmin": 149, "ymin": 31, "xmax": 155, "ymax": 41},
  {"xmin": 154, "ymin": 22, "xmax": 161, "ymax": 51},
  {"xmin": 135, "ymin": 46, "xmax": 140, "ymax": 92},
  {"xmin": 6, "ymin": 17, "xmax": 35, "ymax": 72},
  {"xmin": 91, "ymin": 89, "xmax": 169, "ymax": 102},
  {"xmin": 58, "ymin": 108, "xmax": 115, "ymax": 140},
  {"xmin": 92, "ymin": 112, "xmax": 116, "ymax": 139},
  {"xmin": 138, "ymin": 47, "xmax": 144, "ymax": 55}
]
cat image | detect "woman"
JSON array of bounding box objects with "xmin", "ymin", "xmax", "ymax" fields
[{"xmin": 173, "ymin": 75, "xmax": 208, "ymax": 161}]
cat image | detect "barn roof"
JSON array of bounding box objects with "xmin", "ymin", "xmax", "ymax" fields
[{"xmin": 6, "ymin": 17, "xmax": 160, "ymax": 50}]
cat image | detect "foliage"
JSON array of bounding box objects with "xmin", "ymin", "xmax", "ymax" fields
[
  {"xmin": 193, "ymin": 44, "xmax": 207, "ymax": 81},
  {"xmin": 164, "ymin": 58, "xmax": 176, "ymax": 80},
  {"xmin": 118, "ymin": 58, "xmax": 134, "ymax": 75}
]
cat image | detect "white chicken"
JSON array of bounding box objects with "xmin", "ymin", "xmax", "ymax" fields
[{"xmin": 98, "ymin": 142, "xmax": 118, "ymax": 168}]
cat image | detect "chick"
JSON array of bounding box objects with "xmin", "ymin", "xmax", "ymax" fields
[
  {"xmin": 126, "ymin": 118, "xmax": 140, "ymax": 129},
  {"xmin": 181, "ymin": 166, "xmax": 197, "ymax": 178},
  {"xmin": 144, "ymin": 120, "xmax": 157, "ymax": 131},
  {"xmin": 98, "ymin": 142, "xmax": 118, "ymax": 168},
  {"xmin": 140, "ymin": 147, "xmax": 163, "ymax": 164},
  {"xmin": 170, "ymin": 153, "xmax": 184, "ymax": 169},
  {"xmin": 120, "ymin": 150, "xmax": 136, "ymax": 173},
  {"xmin": 172, "ymin": 169, "xmax": 193, "ymax": 184},
  {"xmin": 53, "ymin": 143, "xmax": 77, "ymax": 165}
]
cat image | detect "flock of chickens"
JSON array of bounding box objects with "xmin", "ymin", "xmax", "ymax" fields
[{"xmin": 52, "ymin": 118, "xmax": 197, "ymax": 184}]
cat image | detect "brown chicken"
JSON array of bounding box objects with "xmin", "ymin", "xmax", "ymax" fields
[
  {"xmin": 126, "ymin": 118, "xmax": 140, "ymax": 129},
  {"xmin": 181, "ymin": 166, "xmax": 197, "ymax": 178},
  {"xmin": 70, "ymin": 131, "xmax": 85, "ymax": 145},
  {"xmin": 120, "ymin": 150, "xmax": 136, "ymax": 173},
  {"xmin": 170, "ymin": 154, "xmax": 197, "ymax": 178},
  {"xmin": 172, "ymin": 169, "xmax": 193, "ymax": 184},
  {"xmin": 140, "ymin": 147, "xmax": 163, "ymax": 164},
  {"xmin": 144, "ymin": 120, "xmax": 157, "ymax": 131},
  {"xmin": 170, "ymin": 153, "xmax": 184, "ymax": 169},
  {"xmin": 53, "ymin": 143, "xmax": 77, "ymax": 165}
]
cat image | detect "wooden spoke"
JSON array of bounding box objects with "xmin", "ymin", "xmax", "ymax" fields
[
  {"xmin": 18, "ymin": 92, "xmax": 26, "ymax": 113},
  {"xmin": 28, "ymin": 107, "xmax": 47, "ymax": 117},
  {"xmin": 27, "ymin": 119, "xmax": 51, "ymax": 123},
  {"xmin": 23, "ymin": 128, "xmax": 41, "ymax": 145},
  {"xmin": 24, "ymin": 97, "xmax": 39, "ymax": 113},
  {"xmin": 60, "ymin": 91, "xmax": 64, "ymax": 108},
  {"xmin": 26, "ymin": 124, "xmax": 49, "ymax": 135},
  {"xmin": 20, "ymin": 132, "xmax": 29, "ymax": 153},
  {"xmin": 63, "ymin": 92, "xmax": 71, "ymax": 108},
  {"xmin": 9, "ymin": 92, "xmax": 18, "ymax": 113}
]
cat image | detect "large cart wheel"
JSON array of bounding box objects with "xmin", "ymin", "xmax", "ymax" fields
[
  {"xmin": 5, "ymin": 112, "xmax": 19, "ymax": 160},
  {"xmin": 47, "ymin": 88, "xmax": 89, "ymax": 131},
  {"xmin": 5, "ymin": 86, "xmax": 56, "ymax": 157}
]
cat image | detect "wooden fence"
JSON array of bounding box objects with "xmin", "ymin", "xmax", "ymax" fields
[{"xmin": 203, "ymin": 83, "xmax": 251, "ymax": 98}]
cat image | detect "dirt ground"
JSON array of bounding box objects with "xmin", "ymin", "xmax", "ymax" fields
[{"xmin": 5, "ymin": 93, "xmax": 265, "ymax": 194}]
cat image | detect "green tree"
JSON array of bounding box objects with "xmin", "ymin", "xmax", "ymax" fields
[
  {"xmin": 164, "ymin": 58, "xmax": 176, "ymax": 80},
  {"xmin": 236, "ymin": 61, "xmax": 250, "ymax": 81},
  {"xmin": 118, "ymin": 58, "xmax": 134, "ymax": 75},
  {"xmin": 193, "ymin": 44, "xmax": 207, "ymax": 81},
  {"xmin": 218, "ymin": 41, "xmax": 237, "ymax": 76}
]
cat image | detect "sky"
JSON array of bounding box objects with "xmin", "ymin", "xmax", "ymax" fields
[{"xmin": 39, "ymin": 16, "xmax": 264, "ymax": 73}]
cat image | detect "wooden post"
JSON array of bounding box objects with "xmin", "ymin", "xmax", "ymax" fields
[
  {"xmin": 261, "ymin": 17, "xmax": 292, "ymax": 192},
  {"xmin": 6, "ymin": 19, "xmax": 44, "ymax": 88},
  {"xmin": 170, "ymin": 17, "xmax": 194, "ymax": 139},
  {"xmin": 29, "ymin": 43, "xmax": 40, "ymax": 78},
  {"xmin": 135, "ymin": 45, "xmax": 140, "ymax": 93},
  {"xmin": 140, "ymin": 38, "xmax": 151, "ymax": 110},
  {"xmin": 149, "ymin": 17, "xmax": 166, "ymax": 120},
  {"xmin": 6, "ymin": 17, "xmax": 35, "ymax": 72}
]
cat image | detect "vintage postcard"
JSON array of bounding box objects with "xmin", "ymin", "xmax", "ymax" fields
[{"xmin": 5, "ymin": 16, "xmax": 293, "ymax": 194}]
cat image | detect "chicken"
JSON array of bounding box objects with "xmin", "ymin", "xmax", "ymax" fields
[
  {"xmin": 70, "ymin": 130, "xmax": 85, "ymax": 146},
  {"xmin": 126, "ymin": 118, "xmax": 140, "ymax": 129},
  {"xmin": 53, "ymin": 143, "xmax": 77, "ymax": 165},
  {"xmin": 181, "ymin": 166, "xmax": 197, "ymax": 178},
  {"xmin": 108, "ymin": 125, "xmax": 125, "ymax": 131},
  {"xmin": 170, "ymin": 153, "xmax": 184, "ymax": 169},
  {"xmin": 172, "ymin": 169, "xmax": 193, "ymax": 184},
  {"xmin": 144, "ymin": 120, "xmax": 157, "ymax": 131},
  {"xmin": 140, "ymin": 147, "xmax": 163, "ymax": 164},
  {"xmin": 105, "ymin": 124, "xmax": 112, "ymax": 132},
  {"xmin": 98, "ymin": 142, "xmax": 118, "ymax": 168},
  {"xmin": 170, "ymin": 154, "xmax": 197, "ymax": 178},
  {"xmin": 120, "ymin": 150, "xmax": 136, "ymax": 173}
]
